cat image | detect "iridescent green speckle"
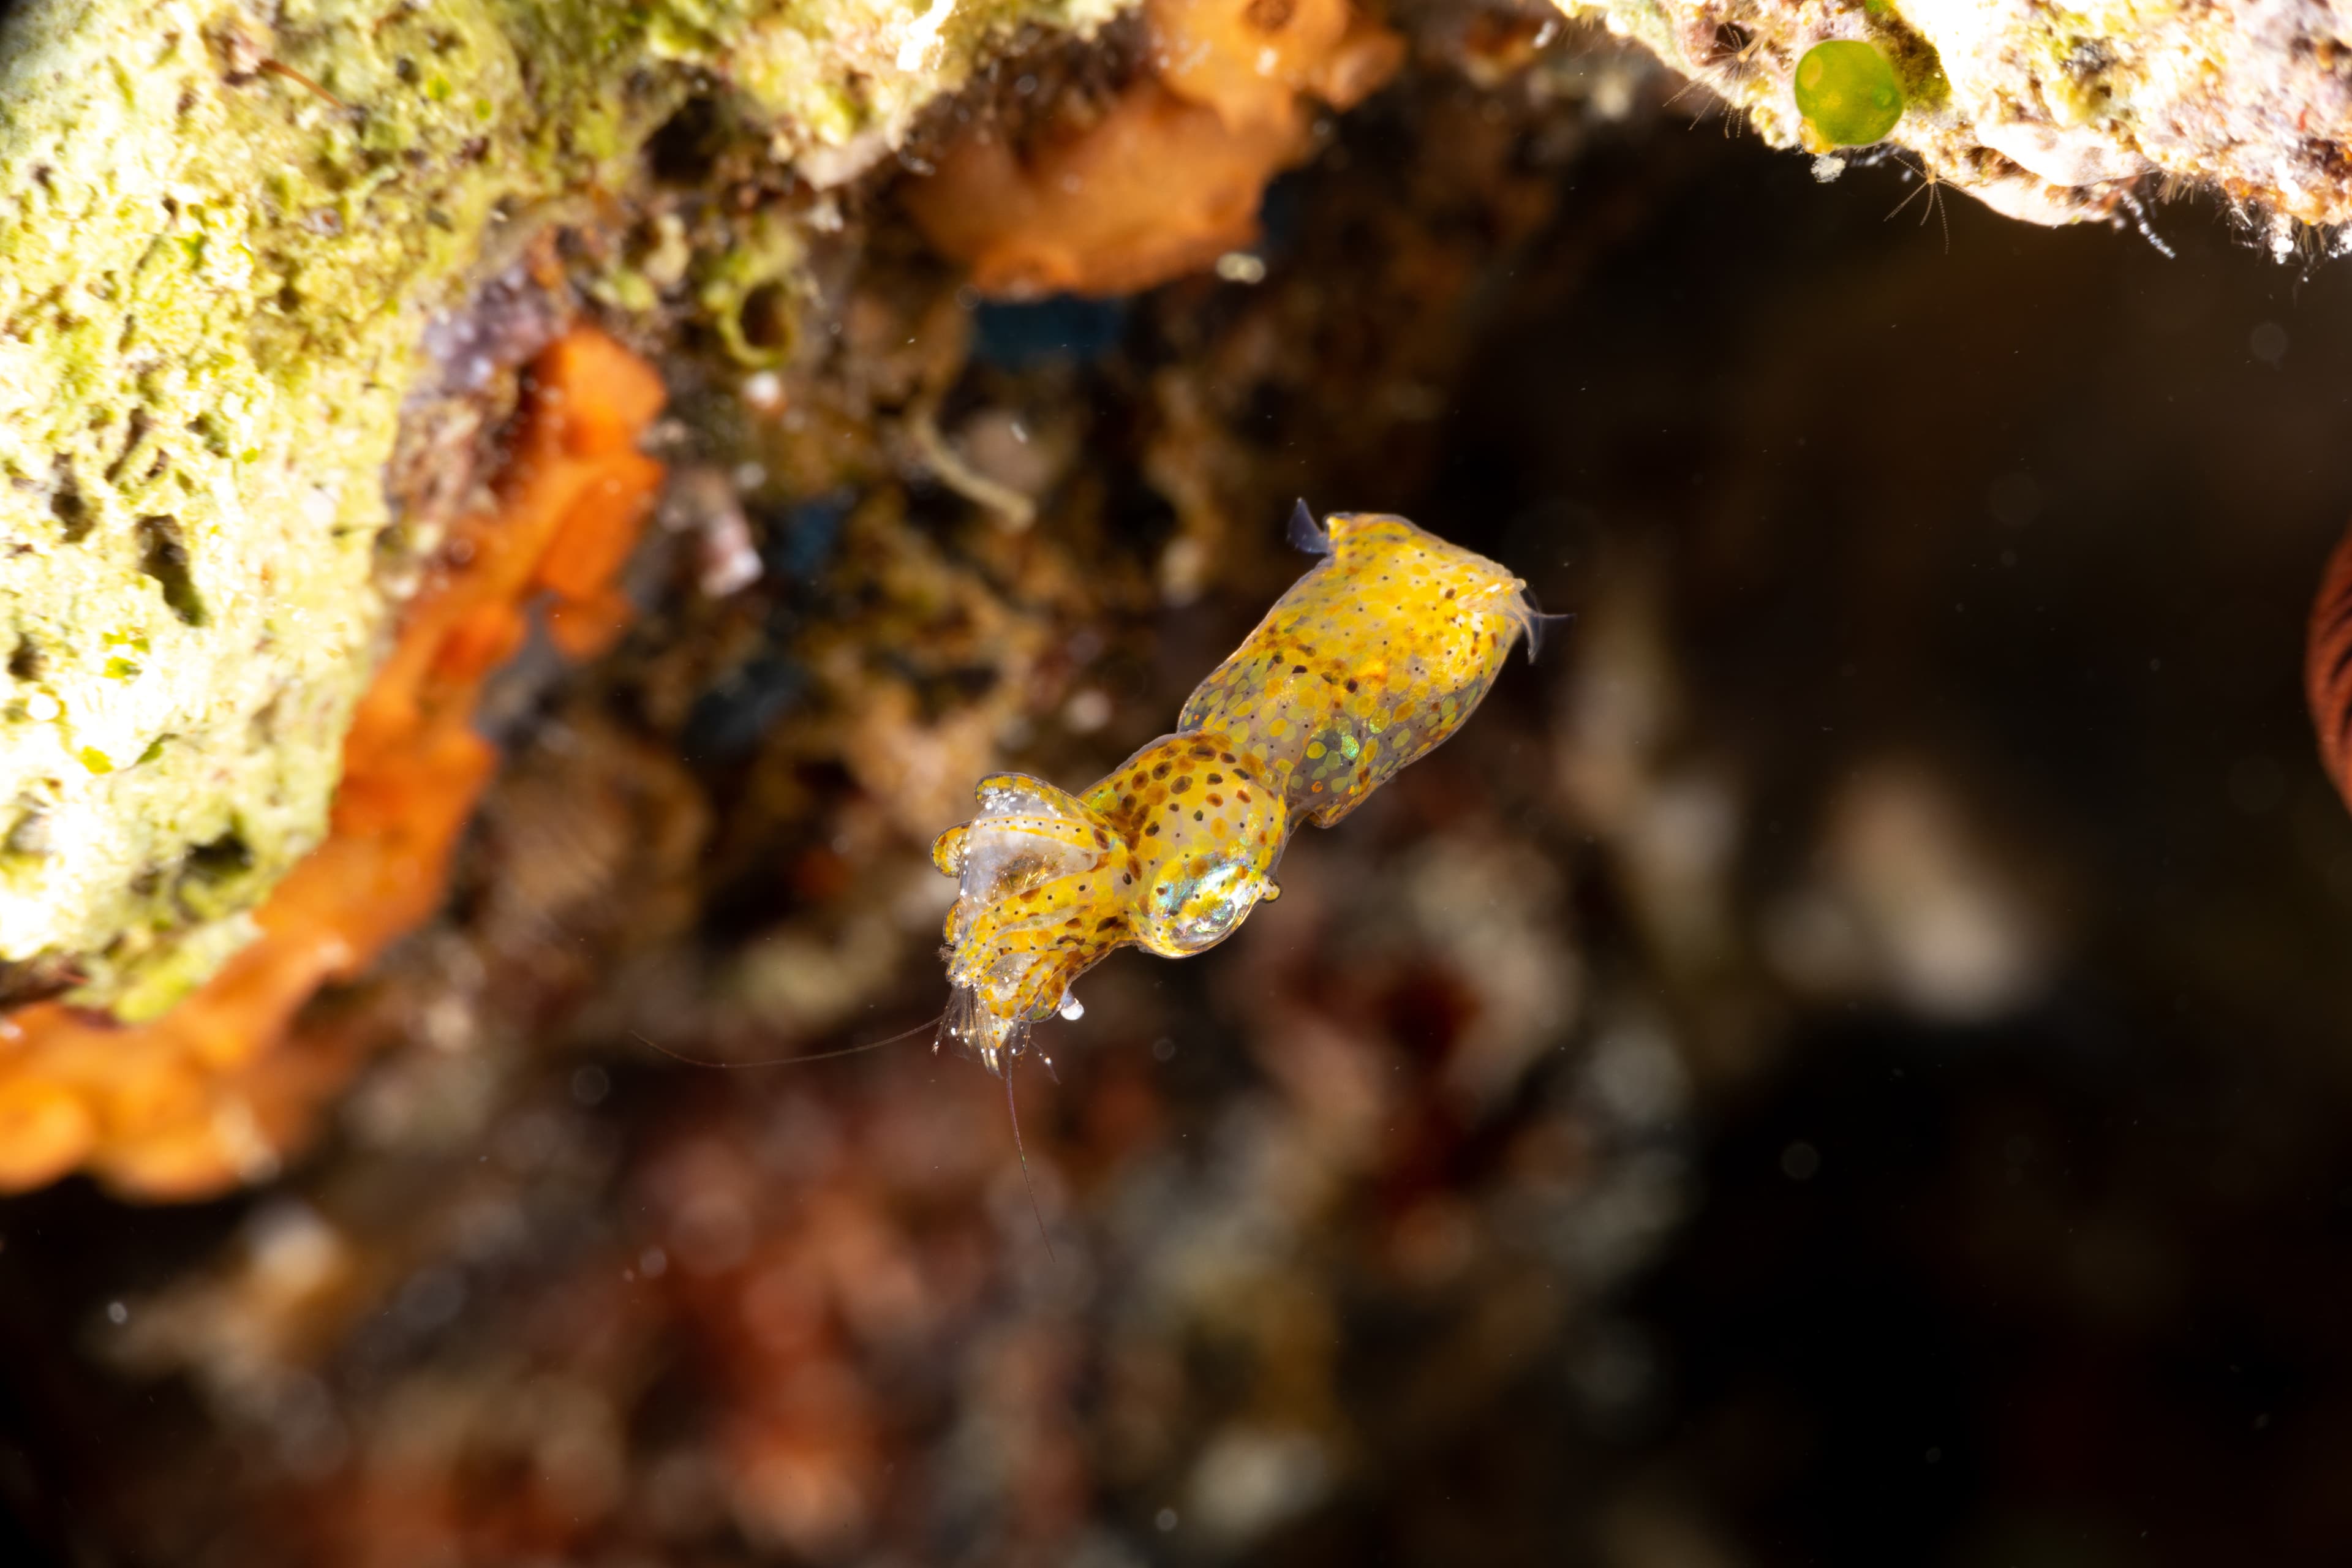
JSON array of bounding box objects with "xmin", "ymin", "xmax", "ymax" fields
[{"xmin": 1795, "ymin": 39, "xmax": 1905, "ymax": 146}]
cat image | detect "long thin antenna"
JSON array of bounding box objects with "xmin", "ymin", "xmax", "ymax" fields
[
  {"xmin": 1885, "ymin": 153, "xmax": 1950, "ymax": 254},
  {"xmin": 1006, "ymin": 1067, "xmax": 1056, "ymax": 1262},
  {"xmin": 631, "ymin": 1012, "xmax": 943, "ymax": 1071}
]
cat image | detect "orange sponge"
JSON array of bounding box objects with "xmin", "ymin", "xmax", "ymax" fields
[
  {"xmin": 0, "ymin": 328, "xmax": 667, "ymax": 1199},
  {"xmin": 905, "ymin": 0, "xmax": 1402, "ymax": 297}
]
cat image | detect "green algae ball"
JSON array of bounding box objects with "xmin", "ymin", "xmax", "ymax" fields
[{"xmin": 1794, "ymin": 39, "xmax": 1905, "ymax": 146}]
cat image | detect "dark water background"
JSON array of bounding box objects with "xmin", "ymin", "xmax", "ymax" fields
[
  {"xmin": 1417, "ymin": 128, "xmax": 2352, "ymax": 1566},
  {"xmin": 2, "ymin": 51, "xmax": 2352, "ymax": 1568}
]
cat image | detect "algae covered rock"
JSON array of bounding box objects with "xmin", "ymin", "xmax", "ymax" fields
[{"xmin": 0, "ymin": 0, "xmax": 1125, "ymax": 1018}]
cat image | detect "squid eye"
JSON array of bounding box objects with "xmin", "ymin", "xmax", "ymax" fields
[{"xmin": 1793, "ymin": 39, "xmax": 1905, "ymax": 146}]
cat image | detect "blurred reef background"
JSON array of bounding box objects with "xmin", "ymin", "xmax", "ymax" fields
[{"xmin": 5, "ymin": 1, "xmax": 2352, "ymax": 1565}]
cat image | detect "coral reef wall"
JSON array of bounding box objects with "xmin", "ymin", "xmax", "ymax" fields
[{"xmin": 0, "ymin": 0, "xmax": 1126, "ymax": 1016}]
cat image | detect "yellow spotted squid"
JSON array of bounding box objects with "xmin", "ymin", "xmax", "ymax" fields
[{"xmin": 930, "ymin": 504, "xmax": 1566, "ymax": 1074}]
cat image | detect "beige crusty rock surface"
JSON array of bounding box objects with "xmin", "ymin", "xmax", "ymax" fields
[{"xmin": 1558, "ymin": 0, "xmax": 2352, "ymax": 247}]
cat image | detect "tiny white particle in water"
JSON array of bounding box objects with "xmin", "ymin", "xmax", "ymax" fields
[
  {"xmin": 1781, "ymin": 1140, "xmax": 1820, "ymax": 1181},
  {"xmin": 106, "ymin": 1301, "xmax": 127, "ymax": 1325},
  {"xmin": 1156, "ymin": 1509, "xmax": 1178, "ymax": 1532},
  {"xmin": 1063, "ymin": 688, "xmax": 1113, "ymax": 733},
  {"xmin": 24, "ymin": 693, "xmax": 61, "ymax": 721},
  {"xmin": 1216, "ymin": 251, "xmax": 1268, "ymax": 284}
]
